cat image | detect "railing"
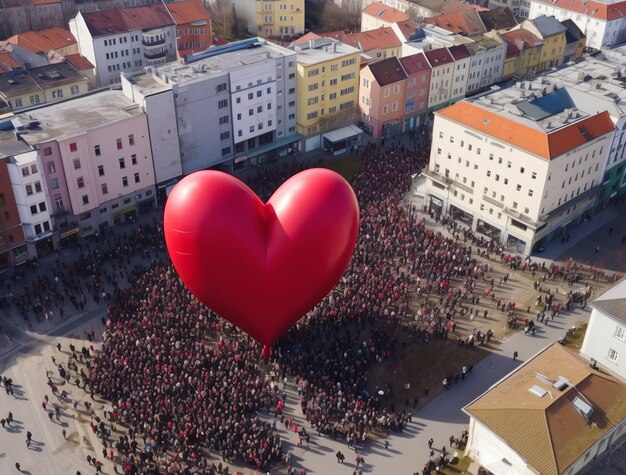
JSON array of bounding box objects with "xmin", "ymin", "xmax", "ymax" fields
[
  {"xmin": 142, "ymin": 37, "xmax": 165, "ymax": 47},
  {"xmin": 144, "ymin": 50, "xmax": 167, "ymax": 60}
]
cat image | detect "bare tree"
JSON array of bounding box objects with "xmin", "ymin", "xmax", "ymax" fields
[{"xmin": 204, "ymin": 0, "xmax": 233, "ymax": 39}]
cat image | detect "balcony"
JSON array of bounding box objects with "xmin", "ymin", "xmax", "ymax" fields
[
  {"xmin": 144, "ymin": 50, "xmax": 167, "ymax": 60},
  {"xmin": 142, "ymin": 37, "xmax": 165, "ymax": 47}
]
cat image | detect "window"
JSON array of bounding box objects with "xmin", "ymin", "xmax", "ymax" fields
[
  {"xmin": 217, "ymin": 83, "xmax": 227, "ymax": 92},
  {"xmin": 38, "ymin": 202, "xmax": 46, "ymax": 212},
  {"xmin": 77, "ymin": 177, "xmax": 84, "ymax": 188},
  {"xmin": 82, "ymin": 195, "xmax": 89, "ymax": 205},
  {"xmin": 528, "ymin": 190, "xmax": 534, "ymax": 197},
  {"xmin": 615, "ymin": 325, "xmax": 625, "ymax": 341},
  {"xmin": 50, "ymin": 178, "xmax": 59, "ymax": 189},
  {"xmin": 218, "ymin": 99, "xmax": 228, "ymax": 109},
  {"xmin": 608, "ymin": 348, "xmax": 619, "ymax": 363},
  {"xmin": 516, "ymin": 184, "xmax": 521, "ymax": 191},
  {"xmin": 134, "ymin": 172, "xmax": 140, "ymax": 184},
  {"xmin": 34, "ymin": 181, "xmax": 42, "ymax": 193},
  {"xmin": 43, "ymin": 147, "xmax": 52, "ymax": 156},
  {"xmin": 131, "ymin": 154, "xmax": 137, "ymax": 165},
  {"xmin": 34, "ymin": 224, "xmax": 42, "ymax": 235},
  {"xmin": 94, "ymin": 145, "xmax": 101, "ymax": 156},
  {"xmin": 71, "ymin": 85, "xmax": 79, "ymax": 95},
  {"xmin": 73, "ymin": 158, "xmax": 81, "ymax": 170},
  {"xmin": 520, "ymin": 167, "xmax": 525, "ymax": 173},
  {"xmin": 487, "ymin": 171, "xmax": 491, "ymax": 177},
  {"xmin": 122, "ymin": 176, "xmax": 128, "ymax": 187},
  {"xmin": 119, "ymin": 158, "xmax": 125, "ymax": 169},
  {"xmin": 128, "ymin": 134, "xmax": 135, "ymax": 146},
  {"xmin": 531, "ymin": 172, "xmax": 537, "ymax": 179},
  {"xmin": 101, "ymin": 183, "xmax": 108, "ymax": 195},
  {"xmin": 221, "ymin": 147, "xmax": 231, "ymax": 156},
  {"xmin": 55, "ymin": 197, "xmax": 63, "ymax": 209},
  {"xmin": 219, "ymin": 116, "xmax": 229, "ymax": 124},
  {"xmin": 69, "ymin": 142, "xmax": 77, "ymax": 153},
  {"xmin": 26, "ymin": 184, "xmax": 33, "ymax": 196},
  {"xmin": 14, "ymin": 98, "xmax": 23, "ymax": 108},
  {"xmin": 116, "ymin": 138, "xmax": 123, "ymax": 150}
]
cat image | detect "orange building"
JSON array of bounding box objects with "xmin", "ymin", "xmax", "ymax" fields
[{"xmin": 164, "ymin": 0, "xmax": 212, "ymax": 58}]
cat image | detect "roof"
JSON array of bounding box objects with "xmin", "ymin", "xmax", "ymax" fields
[
  {"xmin": 0, "ymin": 69, "xmax": 41, "ymax": 98},
  {"xmin": 530, "ymin": 0, "xmax": 626, "ymax": 21},
  {"xmin": 289, "ymin": 36, "xmax": 361, "ymax": 66},
  {"xmin": 464, "ymin": 343, "xmax": 626, "ymax": 475},
  {"xmin": 28, "ymin": 62, "xmax": 88, "ymax": 89},
  {"xmin": 424, "ymin": 9, "xmax": 487, "ymax": 35},
  {"xmin": 393, "ymin": 19, "xmax": 424, "ymax": 42},
  {"xmin": 367, "ymin": 56, "xmax": 407, "ymax": 86},
  {"xmin": 6, "ymin": 27, "xmax": 75, "ymax": 54},
  {"xmin": 561, "ymin": 19, "xmax": 586, "ymax": 42},
  {"xmin": 362, "ymin": 2, "xmax": 410, "ymax": 23},
  {"xmin": 437, "ymin": 100, "xmax": 614, "ymax": 160},
  {"xmin": 290, "ymin": 32, "xmax": 322, "ymax": 46},
  {"xmin": 64, "ymin": 53, "xmax": 94, "ymax": 71},
  {"xmin": 0, "ymin": 52, "xmax": 20, "ymax": 70},
  {"xmin": 501, "ymin": 28, "xmax": 543, "ymax": 49},
  {"xmin": 531, "ymin": 15, "xmax": 568, "ymax": 38},
  {"xmin": 164, "ymin": 0, "xmax": 210, "ymax": 26},
  {"xmin": 448, "ymin": 44, "xmax": 471, "ymax": 60},
  {"xmin": 478, "ymin": 6, "xmax": 518, "ymax": 31},
  {"xmin": 321, "ymin": 27, "xmax": 401, "ymax": 51},
  {"xmin": 399, "ymin": 52, "xmax": 431, "ymax": 75},
  {"xmin": 424, "ymin": 48, "xmax": 454, "ymax": 68},
  {"xmin": 80, "ymin": 4, "xmax": 174, "ymax": 37},
  {"xmin": 14, "ymin": 90, "xmax": 143, "ymax": 144},
  {"xmin": 590, "ymin": 277, "xmax": 626, "ymax": 324}
]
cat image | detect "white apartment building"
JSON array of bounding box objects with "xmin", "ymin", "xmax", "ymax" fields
[
  {"xmin": 529, "ymin": 0, "xmax": 626, "ymax": 50},
  {"xmin": 465, "ymin": 36, "xmax": 507, "ymax": 94},
  {"xmin": 70, "ymin": 4, "xmax": 176, "ymax": 87},
  {"xmin": 18, "ymin": 90, "xmax": 157, "ymax": 235},
  {"xmin": 448, "ymin": 45, "xmax": 470, "ymax": 103},
  {"xmin": 581, "ymin": 278, "xmax": 626, "ymax": 381},
  {"xmin": 425, "ymin": 48, "xmax": 455, "ymax": 110},
  {"xmin": 5, "ymin": 147, "xmax": 55, "ymax": 257},
  {"xmin": 424, "ymin": 84, "xmax": 615, "ymax": 255},
  {"xmin": 122, "ymin": 38, "xmax": 298, "ymax": 177}
]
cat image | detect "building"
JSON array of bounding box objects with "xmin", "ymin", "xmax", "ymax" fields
[
  {"xmin": 477, "ymin": 6, "xmax": 519, "ymax": 32},
  {"xmin": 0, "ymin": 62, "xmax": 90, "ymax": 111},
  {"xmin": 581, "ymin": 278, "xmax": 626, "ymax": 381},
  {"xmin": 361, "ymin": 2, "xmax": 409, "ymax": 32},
  {"xmin": 11, "ymin": 90, "xmax": 158, "ymax": 238},
  {"xmin": 529, "ymin": 0, "xmax": 626, "ymax": 50},
  {"xmin": 69, "ymin": 4, "xmax": 177, "ymax": 86},
  {"xmin": 561, "ymin": 19, "xmax": 586, "ymax": 63},
  {"xmin": 359, "ymin": 56, "xmax": 407, "ymax": 138},
  {"xmin": 488, "ymin": 0, "xmax": 532, "ymax": 21},
  {"xmin": 289, "ymin": 34, "xmax": 361, "ymax": 152},
  {"xmin": 251, "ymin": 0, "xmax": 305, "ymax": 38},
  {"xmin": 398, "ymin": 52, "xmax": 431, "ymax": 133},
  {"xmin": 391, "ymin": 19, "xmax": 425, "ymax": 42},
  {"xmin": 464, "ymin": 35, "xmax": 506, "ymax": 95},
  {"xmin": 464, "ymin": 343, "xmax": 626, "ymax": 475},
  {"xmin": 448, "ymin": 44, "xmax": 470, "ymax": 102},
  {"xmin": 122, "ymin": 37, "xmax": 299, "ymax": 181},
  {"xmin": 516, "ymin": 15, "xmax": 568, "ymax": 71},
  {"xmin": 163, "ymin": 0, "xmax": 213, "ymax": 58},
  {"xmin": 424, "ymin": 9, "xmax": 488, "ymax": 36},
  {"xmin": 424, "ymin": 48, "xmax": 455, "ymax": 110},
  {"xmin": 363, "ymin": 0, "xmax": 486, "ymax": 19},
  {"xmin": 500, "ymin": 27, "xmax": 543, "ymax": 77},
  {"xmin": 424, "ymin": 85, "xmax": 615, "ymax": 254},
  {"xmin": 0, "ymin": 134, "xmax": 28, "ymax": 268},
  {"xmin": 6, "ymin": 27, "xmax": 78, "ymax": 57}
]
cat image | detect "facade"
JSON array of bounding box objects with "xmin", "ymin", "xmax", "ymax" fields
[
  {"xmin": 561, "ymin": 19, "xmax": 586, "ymax": 62},
  {"xmin": 69, "ymin": 4, "xmax": 177, "ymax": 87},
  {"xmin": 447, "ymin": 44, "xmax": 470, "ymax": 102},
  {"xmin": 252, "ymin": 0, "xmax": 305, "ymax": 38},
  {"xmin": 424, "ymin": 85, "xmax": 614, "ymax": 254},
  {"xmin": 518, "ymin": 15, "xmax": 568, "ymax": 71},
  {"xmin": 289, "ymin": 34, "xmax": 361, "ymax": 151},
  {"xmin": 581, "ymin": 278, "xmax": 626, "ymax": 381},
  {"xmin": 464, "ymin": 343, "xmax": 626, "ymax": 475},
  {"xmin": 477, "ymin": 6, "xmax": 519, "ymax": 32},
  {"xmin": 359, "ymin": 56, "xmax": 407, "ymax": 139},
  {"xmin": 0, "ymin": 62, "xmax": 90, "ymax": 111},
  {"xmin": 399, "ymin": 52, "xmax": 431, "ymax": 133},
  {"xmin": 0, "ymin": 136, "xmax": 28, "ymax": 268},
  {"xmin": 164, "ymin": 0, "xmax": 213, "ymax": 57},
  {"xmin": 322, "ymin": 27, "xmax": 403, "ymax": 62},
  {"xmin": 123, "ymin": 38, "xmax": 299, "ymax": 177},
  {"xmin": 529, "ymin": 0, "xmax": 626, "ymax": 50},
  {"xmin": 464, "ymin": 35, "xmax": 506, "ymax": 94},
  {"xmin": 500, "ymin": 27, "xmax": 543, "ymax": 77},
  {"xmin": 13, "ymin": 90, "xmax": 158, "ymax": 237},
  {"xmin": 361, "ymin": 2, "xmax": 409, "ymax": 32},
  {"xmin": 425, "ymin": 48, "xmax": 455, "ymax": 110}
]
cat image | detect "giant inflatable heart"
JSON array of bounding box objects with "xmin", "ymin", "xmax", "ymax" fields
[{"xmin": 164, "ymin": 168, "xmax": 359, "ymax": 347}]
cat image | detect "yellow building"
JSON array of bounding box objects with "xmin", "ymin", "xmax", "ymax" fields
[
  {"xmin": 501, "ymin": 28, "xmax": 543, "ymax": 78},
  {"xmin": 519, "ymin": 16, "xmax": 567, "ymax": 71},
  {"xmin": 289, "ymin": 33, "xmax": 361, "ymax": 151},
  {"xmin": 256, "ymin": 0, "xmax": 305, "ymax": 39},
  {"xmin": 0, "ymin": 62, "xmax": 89, "ymax": 111}
]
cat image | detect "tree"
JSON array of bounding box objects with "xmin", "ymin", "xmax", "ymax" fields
[{"xmin": 205, "ymin": 0, "xmax": 233, "ymax": 39}]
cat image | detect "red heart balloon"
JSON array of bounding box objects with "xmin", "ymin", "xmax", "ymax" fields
[{"xmin": 164, "ymin": 168, "xmax": 359, "ymax": 346}]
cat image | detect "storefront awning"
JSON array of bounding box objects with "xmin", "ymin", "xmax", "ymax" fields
[
  {"xmin": 60, "ymin": 227, "xmax": 80, "ymax": 239},
  {"xmin": 323, "ymin": 125, "xmax": 363, "ymax": 143},
  {"xmin": 113, "ymin": 205, "xmax": 137, "ymax": 218}
]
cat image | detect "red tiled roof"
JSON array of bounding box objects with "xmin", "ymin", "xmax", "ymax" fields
[
  {"xmin": 424, "ymin": 9, "xmax": 487, "ymax": 35},
  {"xmin": 367, "ymin": 56, "xmax": 407, "ymax": 86},
  {"xmin": 7, "ymin": 27, "xmax": 75, "ymax": 53},
  {"xmin": 0, "ymin": 52, "xmax": 20, "ymax": 70},
  {"xmin": 448, "ymin": 44, "xmax": 471, "ymax": 60},
  {"xmin": 290, "ymin": 32, "xmax": 322, "ymax": 46},
  {"xmin": 399, "ymin": 52, "xmax": 431, "ymax": 74},
  {"xmin": 439, "ymin": 0, "xmax": 478, "ymax": 14},
  {"xmin": 501, "ymin": 28, "xmax": 543, "ymax": 49},
  {"xmin": 164, "ymin": 0, "xmax": 210, "ymax": 25},
  {"xmin": 393, "ymin": 19, "xmax": 423, "ymax": 41},
  {"xmin": 321, "ymin": 27, "xmax": 400, "ymax": 52},
  {"xmin": 81, "ymin": 4, "xmax": 174, "ymax": 36},
  {"xmin": 425, "ymin": 48, "xmax": 454, "ymax": 68},
  {"xmin": 64, "ymin": 53, "xmax": 94, "ymax": 70},
  {"xmin": 531, "ymin": 0, "xmax": 626, "ymax": 21},
  {"xmin": 438, "ymin": 101, "xmax": 615, "ymax": 160},
  {"xmin": 212, "ymin": 36, "xmax": 229, "ymax": 46},
  {"xmin": 362, "ymin": 2, "xmax": 410, "ymax": 23}
]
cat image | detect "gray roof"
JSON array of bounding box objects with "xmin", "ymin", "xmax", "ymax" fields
[
  {"xmin": 0, "ymin": 69, "xmax": 41, "ymax": 99},
  {"xmin": 591, "ymin": 278, "xmax": 626, "ymax": 325},
  {"xmin": 28, "ymin": 62, "xmax": 88, "ymax": 90},
  {"xmin": 532, "ymin": 15, "xmax": 568, "ymax": 38}
]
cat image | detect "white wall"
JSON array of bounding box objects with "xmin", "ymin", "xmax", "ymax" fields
[{"xmin": 581, "ymin": 309, "xmax": 626, "ymax": 381}]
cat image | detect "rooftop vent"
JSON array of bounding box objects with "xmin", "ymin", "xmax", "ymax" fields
[
  {"xmin": 553, "ymin": 376, "xmax": 570, "ymax": 391},
  {"xmin": 572, "ymin": 396, "xmax": 593, "ymax": 420},
  {"xmin": 529, "ymin": 385, "xmax": 548, "ymax": 398}
]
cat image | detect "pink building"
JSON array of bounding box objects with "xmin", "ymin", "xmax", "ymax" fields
[
  {"xmin": 399, "ymin": 52, "xmax": 431, "ymax": 134},
  {"xmin": 359, "ymin": 56, "xmax": 407, "ymax": 139}
]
